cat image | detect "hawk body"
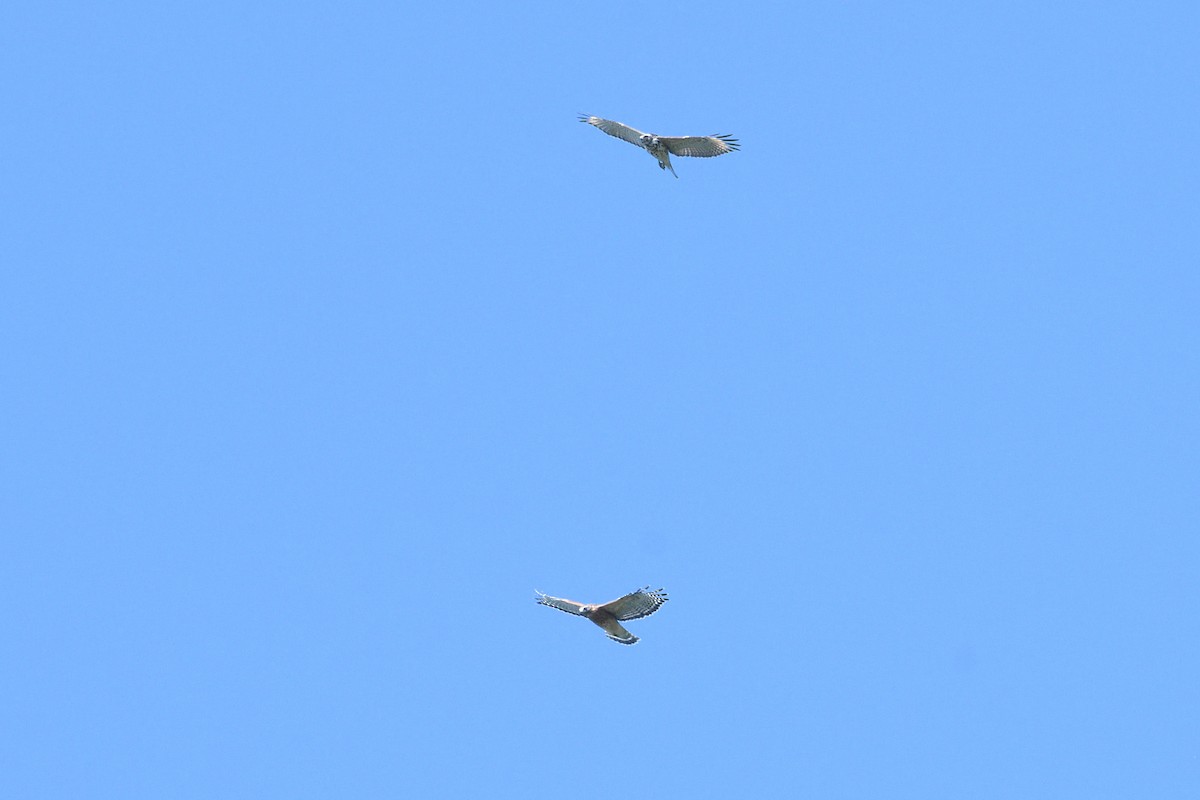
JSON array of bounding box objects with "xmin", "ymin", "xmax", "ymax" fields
[
  {"xmin": 579, "ymin": 115, "xmax": 739, "ymax": 178},
  {"xmin": 535, "ymin": 586, "xmax": 669, "ymax": 645}
]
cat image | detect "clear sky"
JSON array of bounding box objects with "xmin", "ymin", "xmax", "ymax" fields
[{"xmin": 3, "ymin": 2, "xmax": 1198, "ymax": 797}]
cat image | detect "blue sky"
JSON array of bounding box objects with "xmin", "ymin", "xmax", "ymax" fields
[{"xmin": 3, "ymin": 1, "xmax": 1198, "ymax": 797}]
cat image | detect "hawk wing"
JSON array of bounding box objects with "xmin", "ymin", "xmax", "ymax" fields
[
  {"xmin": 579, "ymin": 115, "xmax": 646, "ymax": 148},
  {"xmin": 598, "ymin": 586, "xmax": 669, "ymax": 621},
  {"xmin": 660, "ymin": 134, "xmax": 740, "ymax": 158},
  {"xmin": 534, "ymin": 590, "xmax": 588, "ymax": 616}
]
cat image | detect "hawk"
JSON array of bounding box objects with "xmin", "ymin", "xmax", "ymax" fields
[
  {"xmin": 535, "ymin": 586, "xmax": 669, "ymax": 645},
  {"xmin": 579, "ymin": 115, "xmax": 739, "ymax": 178}
]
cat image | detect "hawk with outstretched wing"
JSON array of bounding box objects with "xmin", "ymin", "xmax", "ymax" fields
[
  {"xmin": 579, "ymin": 115, "xmax": 739, "ymax": 178},
  {"xmin": 535, "ymin": 586, "xmax": 669, "ymax": 645}
]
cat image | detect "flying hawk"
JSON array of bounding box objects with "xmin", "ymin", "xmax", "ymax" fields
[
  {"xmin": 579, "ymin": 115, "xmax": 739, "ymax": 178},
  {"xmin": 535, "ymin": 586, "xmax": 669, "ymax": 645}
]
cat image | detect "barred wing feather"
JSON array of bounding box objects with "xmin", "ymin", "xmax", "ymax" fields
[
  {"xmin": 534, "ymin": 591, "xmax": 588, "ymax": 616},
  {"xmin": 661, "ymin": 134, "xmax": 740, "ymax": 158},
  {"xmin": 601, "ymin": 586, "xmax": 670, "ymax": 621},
  {"xmin": 578, "ymin": 115, "xmax": 646, "ymax": 148}
]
